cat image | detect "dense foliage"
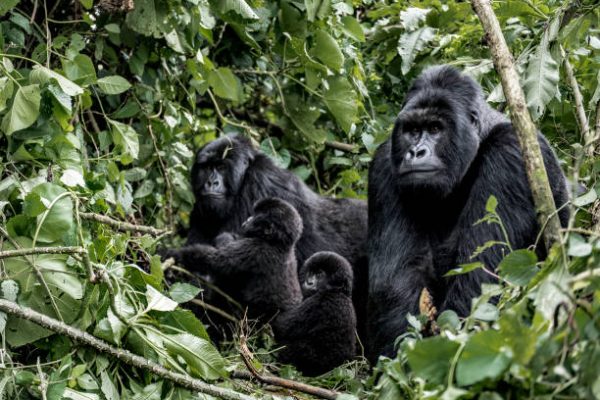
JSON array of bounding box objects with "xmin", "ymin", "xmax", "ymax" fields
[{"xmin": 0, "ymin": 0, "xmax": 599, "ymax": 399}]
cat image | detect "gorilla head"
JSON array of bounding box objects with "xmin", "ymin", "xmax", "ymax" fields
[
  {"xmin": 242, "ymin": 198, "xmax": 303, "ymax": 246},
  {"xmin": 301, "ymin": 251, "xmax": 353, "ymax": 298},
  {"xmin": 191, "ymin": 135, "xmax": 255, "ymax": 216},
  {"xmin": 390, "ymin": 66, "xmax": 484, "ymax": 197}
]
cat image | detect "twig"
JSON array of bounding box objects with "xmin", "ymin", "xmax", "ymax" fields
[
  {"xmin": 233, "ymin": 337, "xmax": 339, "ymax": 400},
  {"xmin": 0, "ymin": 299, "xmax": 254, "ymax": 400},
  {"xmin": 0, "ymin": 227, "xmax": 63, "ymax": 321},
  {"xmin": 85, "ymin": 109, "xmax": 101, "ymax": 135},
  {"xmin": 0, "ymin": 247, "xmax": 85, "ymax": 260},
  {"xmin": 471, "ymin": 0, "xmax": 563, "ymax": 250},
  {"xmin": 562, "ymin": 50, "xmax": 592, "ymax": 156},
  {"xmin": 325, "ymin": 141, "xmax": 357, "ymax": 152},
  {"xmin": 189, "ymin": 299, "xmax": 238, "ymax": 323},
  {"xmin": 80, "ymin": 212, "xmax": 171, "ymax": 237},
  {"xmin": 147, "ymin": 123, "xmax": 175, "ymax": 231}
]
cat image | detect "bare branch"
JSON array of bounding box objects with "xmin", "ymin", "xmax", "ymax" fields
[
  {"xmin": 81, "ymin": 212, "xmax": 171, "ymax": 237},
  {"xmin": 325, "ymin": 141, "xmax": 357, "ymax": 152},
  {"xmin": 471, "ymin": 0, "xmax": 563, "ymax": 249},
  {"xmin": 0, "ymin": 246, "xmax": 85, "ymax": 260},
  {"xmin": 0, "ymin": 299, "xmax": 254, "ymax": 400},
  {"xmin": 234, "ymin": 336, "xmax": 339, "ymax": 400},
  {"xmin": 562, "ymin": 51, "xmax": 593, "ymax": 156}
]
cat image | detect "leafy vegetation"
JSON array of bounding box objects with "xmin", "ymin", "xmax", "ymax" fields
[{"xmin": 0, "ymin": 0, "xmax": 599, "ymax": 399}]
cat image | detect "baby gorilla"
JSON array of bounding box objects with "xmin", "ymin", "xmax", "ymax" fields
[
  {"xmin": 162, "ymin": 198, "xmax": 303, "ymax": 321},
  {"xmin": 272, "ymin": 252, "xmax": 357, "ymax": 376}
]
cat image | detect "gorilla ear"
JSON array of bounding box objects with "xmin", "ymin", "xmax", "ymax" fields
[{"xmin": 469, "ymin": 110, "xmax": 481, "ymax": 133}]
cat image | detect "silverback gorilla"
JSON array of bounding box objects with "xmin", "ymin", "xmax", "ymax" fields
[
  {"xmin": 367, "ymin": 66, "xmax": 569, "ymax": 361},
  {"xmin": 174, "ymin": 135, "xmax": 368, "ymax": 335}
]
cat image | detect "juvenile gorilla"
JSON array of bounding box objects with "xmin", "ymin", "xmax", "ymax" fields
[
  {"xmin": 177, "ymin": 135, "xmax": 368, "ymax": 334},
  {"xmin": 272, "ymin": 251, "xmax": 356, "ymax": 376},
  {"xmin": 163, "ymin": 198, "xmax": 303, "ymax": 321},
  {"xmin": 367, "ymin": 66, "xmax": 569, "ymax": 360}
]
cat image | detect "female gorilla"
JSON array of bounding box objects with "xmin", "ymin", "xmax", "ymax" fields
[
  {"xmin": 367, "ymin": 65, "xmax": 569, "ymax": 361},
  {"xmin": 170, "ymin": 135, "xmax": 368, "ymax": 336}
]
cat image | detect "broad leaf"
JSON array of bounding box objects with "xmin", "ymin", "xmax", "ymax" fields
[
  {"xmin": 63, "ymin": 54, "xmax": 97, "ymax": 86},
  {"xmin": 97, "ymin": 75, "xmax": 132, "ymax": 95},
  {"xmin": 498, "ymin": 249, "xmax": 538, "ymax": 286},
  {"xmin": 108, "ymin": 119, "xmax": 139, "ymax": 165},
  {"xmin": 341, "ymin": 16, "xmax": 365, "ymax": 42},
  {"xmin": 31, "ymin": 183, "xmax": 74, "ymax": 243},
  {"xmin": 145, "ymin": 285, "xmax": 178, "ymax": 312},
  {"xmin": 169, "ymin": 283, "xmax": 202, "ymax": 303},
  {"xmin": 400, "ymin": 7, "xmax": 431, "ymax": 31},
  {"xmin": 1, "ymin": 84, "xmax": 41, "ymax": 136},
  {"xmin": 30, "ymin": 65, "xmax": 84, "ymax": 96},
  {"xmin": 164, "ymin": 333, "xmax": 227, "ymax": 380},
  {"xmin": 323, "ymin": 76, "xmax": 358, "ymax": 133},
  {"xmin": 213, "ymin": 0, "xmax": 258, "ymax": 20},
  {"xmin": 456, "ymin": 330, "xmax": 512, "ymax": 386},
  {"xmin": 407, "ymin": 336, "xmax": 460, "ymax": 386},
  {"xmin": 523, "ymin": 42, "xmax": 559, "ymax": 120},
  {"xmin": 313, "ymin": 30, "xmax": 344, "ymax": 71},
  {"xmin": 398, "ymin": 27, "xmax": 436, "ymax": 75},
  {"xmin": 207, "ymin": 67, "xmax": 242, "ymax": 102}
]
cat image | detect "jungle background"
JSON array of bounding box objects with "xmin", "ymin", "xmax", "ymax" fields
[{"xmin": 0, "ymin": 0, "xmax": 599, "ymax": 399}]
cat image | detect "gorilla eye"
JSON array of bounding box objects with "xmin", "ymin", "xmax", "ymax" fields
[
  {"xmin": 430, "ymin": 124, "xmax": 441, "ymax": 134},
  {"xmin": 216, "ymin": 165, "xmax": 225, "ymax": 172}
]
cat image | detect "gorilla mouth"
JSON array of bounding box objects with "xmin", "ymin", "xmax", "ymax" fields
[
  {"xmin": 399, "ymin": 168, "xmax": 440, "ymax": 176},
  {"xmin": 202, "ymin": 192, "xmax": 226, "ymax": 198}
]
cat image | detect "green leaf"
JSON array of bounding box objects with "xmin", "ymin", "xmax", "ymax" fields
[
  {"xmin": 399, "ymin": 7, "xmax": 431, "ymax": 31},
  {"xmin": 207, "ymin": 67, "xmax": 242, "ymax": 102},
  {"xmin": 212, "ymin": 0, "xmax": 258, "ymax": 20},
  {"xmin": 108, "ymin": 119, "xmax": 139, "ymax": 165},
  {"xmin": 169, "ymin": 283, "xmax": 202, "ymax": 303},
  {"xmin": 30, "ymin": 65, "xmax": 84, "ymax": 96},
  {"xmin": 63, "ymin": 54, "xmax": 97, "ymax": 86},
  {"xmin": 397, "ymin": 27, "xmax": 436, "ymax": 75},
  {"xmin": 445, "ymin": 262, "xmax": 484, "ymax": 277},
  {"xmin": 498, "ymin": 249, "xmax": 538, "ymax": 286},
  {"xmin": 145, "ymin": 285, "xmax": 178, "ymax": 312},
  {"xmin": 341, "ymin": 16, "xmax": 365, "ymax": 42},
  {"xmin": 523, "ymin": 42, "xmax": 559, "ymax": 120},
  {"xmin": 164, "ymin": 333, "xmax": 227, "ymax": 380},
  {"xmin": 31, "ymin": 183, "xmax": 74, "ymax": 243},
  {"xmin": 568, "ymin": 233, "xmax": 592, "ymax": 257},
  {"xmin": 284, "ymin": 93, "xmax": 326, "ymax": 143},
  {"xmin": 4, "ymin": 236, "xmax": 82, "ymax": 346},
  {"xmin": 407, "ymin": 336, "xmax": 460, "ymax": 386},
  {"xmin": 97, "ymin": 75, "xmax": 132, "ymax": 95},
  {"xmin": 100, "ymin": 371, "xmax": 119, "ymax": 400},
  {"xmin": 485, "ymin": 195, "xmax": 498, "ymax": 213},
  {"xmin": 0, "ymin": 77, "xmax": 14, "ymax": 112},
  {"xmin": 1, "ymin": 84, "xmax": 41, "ymax": 136},
  {"xmin": 456, "ymin": 330, "xmax": 512, "ymax": 386},
  {"xmin": 573, "ymin": 189, "xmax": 597, "ymax": 207},
  {"xmin": 323, "ymin": 76, "xmax": 358, "ymax": 133},
  {"xmin": 126, "ymin": 0, "xmax": 159, "ymax": 36},
  {"xmin": 313, "ymin": 30, "xmax": 344, "ymax": 71},
  {"xmin": 0, "ymin": 0, "xmax": 19, "ymax": 16}
]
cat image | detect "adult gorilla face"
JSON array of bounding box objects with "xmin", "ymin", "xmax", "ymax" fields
[
  {"xmin": 191, "ymin": 136, "xmax": 253, "ymax": 217},
  {"xmin": 390, "ymin": 74, "xmax": 482, "ymax": 197}
]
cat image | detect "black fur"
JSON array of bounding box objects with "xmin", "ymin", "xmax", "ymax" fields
[
  {"xmin": 367, "ymin": 65, "xmax": 569, "ymax": 361},
  {"xmin": 272, "ymin": 251, "xmax": 357, "ymax": 376},
  {"xmin": 178, "ymin": 135, "xmax": 368, "ymax": 337},
  {"xmin": 163, "ymin": 198, "xmax": 303, "ymax": 321}
]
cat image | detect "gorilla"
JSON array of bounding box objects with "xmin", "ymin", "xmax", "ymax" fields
[
  {"xmin": 178, "ymin": 135, "xmax": 368, "ymax": 336},
  {"xmin": 367, "ymin": 65, "xmax": 569, "ymax": 360},
  {"xmin": 162, "ymin": 198, "xmax": 303, "ymax": 321},
  {"xmin": 272, "ymin": 251, "xmax": 357, "ymax": 376}
]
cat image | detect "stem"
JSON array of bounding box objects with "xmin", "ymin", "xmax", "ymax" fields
[
  {"xmin": 80, "ymin": 212, "xmax": 171, "ymax": 236},
  {"xmin": 471, "ymin": 0, "xmax": 563, "ymax": 250},
  {"xmin": 562, "ymin": 49, "xmax": 592, "ymax": 156},
  {"xmin": 0, "ymin": 299, "xmax": 255, "ymax": 400},
  {"xmin": 0, "ymin": 247, "xmax": 85, "ymax": 259},
  {"xmin": 147, "ymin": 123, "xmax": 174, "ymax": 231},
  {"xmin": 325, "ymin": 141, "xmax": 357, "ymax": 152}
]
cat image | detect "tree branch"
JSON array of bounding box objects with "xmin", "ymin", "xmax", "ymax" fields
[
  {"xmin": 80, "ymin": 212, "xmax": 171, "ymax": 237},
  {"xmin": 0, "ymin": 299, "xmax": 254, "ymax": 400},
  {"xmin": 562, "ymin": 50, "xmax": 592, "ymax": 156},
  {"xmin": 471, "ymin": 0, "xmax": 563, "ymax": 249},
  {"xmin": 325, "ymin": 140, "xmax": 357, "ymax": 153},
  {"xmin": 0, "ymin": 246, "xmax": 86, "ymax": 259},
  {"xmin": 234, "ymin": 337, "xmax": 339, "ymax": 400}
]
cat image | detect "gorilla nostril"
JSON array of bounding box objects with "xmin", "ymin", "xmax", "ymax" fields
[{"xmin": 415, "ymin": 148, "xmax": 428, "ymax": 159}]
